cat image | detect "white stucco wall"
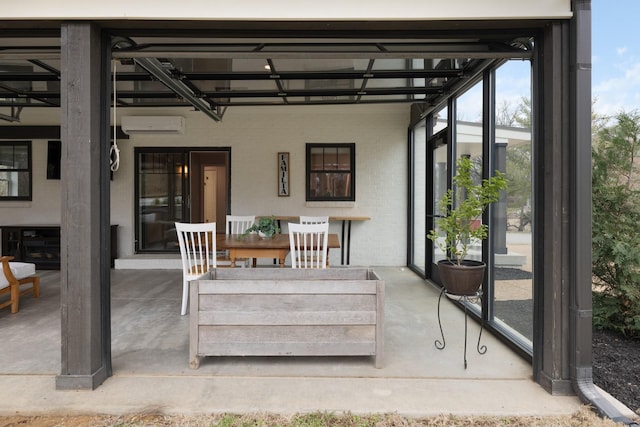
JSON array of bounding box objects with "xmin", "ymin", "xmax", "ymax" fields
[
  {"xmin": 112, "ymin": 104, "xmax": 409, "ymax": 266},
  {"xmin": 0, "ymin": 109, "xmax": 62, "ymax": 225},
  {"xmin": 0, "ymin": 104, "xmax": 409, "ymax": 267}
]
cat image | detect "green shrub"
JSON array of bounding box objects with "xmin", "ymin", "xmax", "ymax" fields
[{"xmin": 592, "ymin": 111, "xmax": 640, "ymax": 336}]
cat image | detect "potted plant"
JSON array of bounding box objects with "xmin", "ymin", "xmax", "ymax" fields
[
  {"xmin": 427, "ymin": 156, "xmax": 507, "ymax": 295},
  {"xmin": 243, "ymin": 215, "xmax": 280, "ymax": 239}
]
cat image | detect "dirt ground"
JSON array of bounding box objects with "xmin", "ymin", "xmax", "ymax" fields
[
  {"xmin": 498, "ymin": 241, "xmax": 640, "ymax": 418},
  {"xmin": 593, "ymin": 328, "xmax": 640, "ymax": 415},
  {"xmin": 0, "ymin": 407, "xmax": 628, "ymax": 427}
]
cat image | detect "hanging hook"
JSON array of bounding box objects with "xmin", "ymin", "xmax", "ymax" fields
[{"xmin": 111, "ymin": 59, "xmax": 120, "ymax": 172}]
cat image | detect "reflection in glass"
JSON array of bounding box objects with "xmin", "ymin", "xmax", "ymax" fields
[
  {"xmin": 0, "ymin": 142, "xmax": 31, "ymax": 199},
  {"xmin": 0, "ymin": 171, "xmax": 29, "ymax": 198},
  {"xmin": 137, "ymin": 152, "xmax": 186, "ymax": 251},
  {"xmin": 453, "ymin": 83, "xmax": 484, "ymax": 262},
  {"xmin": 411, "ymin": 120, "xmax": 427, "ymax": 272},
  {"xmin": 306, "ymin": 144, "xmax": 354, "ymax": 201},
  {"xmin": 492, "ymin": 60, "xmax": 533, "ymax": 345},
  {"xmin": 431, "ymin": 144, "xmax": 448, "ymax": 265},
  {"xmin": 309, "ymin": 172, "xmax": 352, "ymax": 198},
  {"xmin": 337, "ymin": 147, "xmax": 351, "ymax": 170}
]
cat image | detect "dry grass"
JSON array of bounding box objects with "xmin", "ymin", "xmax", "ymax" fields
[{"xmin": 0, "ymin": 406, "xmax": 630, "ymax": 427}]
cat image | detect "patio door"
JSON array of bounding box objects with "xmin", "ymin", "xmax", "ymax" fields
[
  {"xmin": 408, "ymin": 113, "xmax": 447, "ymax": 279},
  {"xmin": 189, "ymin": 150, "xmax": 230, "ymax": 227},
  {"xmin": 203, "ymin": 166, "xmax": 220, "ymax": 223},
  {"xmin": 135, "ymin": 149, "xmax": 188, "ymax": 252},
  {"xmin": 135, "ymin": 148, "xmax": 230, "ymax": 252}
]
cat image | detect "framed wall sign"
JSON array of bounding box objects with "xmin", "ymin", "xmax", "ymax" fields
[{"xmin": 278, "ymin": 152, "xmax": 290, "ymax": 196}]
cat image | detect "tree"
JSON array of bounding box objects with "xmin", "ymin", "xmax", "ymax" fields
[
  {"xmin": 591, "ymin": 96, "xmax": 610, "ymax": 141},
  {"xmin": 592, "ymin": 110, "xmax": 640, "ymax": 336},
  {"xmin": 496, "ymin": 97, "xmax": 532, "ymax": 231},
  {"xmin": 496, "ymin": 96, "xmax": 531, "ymax": 128},
  {"xmin": 505, "ymin": 145, "xmax": 531, "ymax": 231}
]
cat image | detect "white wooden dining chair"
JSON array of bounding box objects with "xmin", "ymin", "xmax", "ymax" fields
[
  {"xmin": 225, "ymin": 215, "xmax": 255, "ymax": 267},
  {"xmin": 299, "ymin": 215, "xmax": 329, "ymax": 224},
  {"xmin": 225, "ymin": 215, "xmax": 256, "ymax": 234},
  {"xmin": 288, "ymin": 222, "xmax": 329, "ymax": 268},
  {"xmin": 296, "ymin": 217, "xmax": 329, "ymax": 267},
  {"xmin": 175, "ymin": 222, "xmax": 217, "ymax": 315}
]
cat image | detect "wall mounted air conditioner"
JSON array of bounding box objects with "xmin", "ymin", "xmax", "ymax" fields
[{"xmin": 121, "ymin": 116, "xmax": 185, "ymax": 135}]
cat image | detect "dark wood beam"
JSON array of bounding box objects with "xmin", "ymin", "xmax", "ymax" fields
[
  {"xmin": 56, "ymin": 22, "xmax": 111, "ymax": 391},
  {"xmin": 0, "ymin": 126, "xmax": 128, "ymax": 140}
]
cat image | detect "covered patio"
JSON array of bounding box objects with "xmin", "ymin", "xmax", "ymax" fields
[
  {"xmin": 2, "ymin": 0, "xmax": 622, "ymax": 420},
  {"xmin": 0, "ymin": 266, "xmax": 582, "ymax": 416}
]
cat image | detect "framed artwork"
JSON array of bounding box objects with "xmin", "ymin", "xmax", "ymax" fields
[{"xmin": 278, "ymin": 152, "xmax": 290, "ymax": 196}]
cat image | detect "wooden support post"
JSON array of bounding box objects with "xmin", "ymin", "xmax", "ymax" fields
[{"xmin": 56, "ymin": 22, "xmax": 112, "ymax": 390}]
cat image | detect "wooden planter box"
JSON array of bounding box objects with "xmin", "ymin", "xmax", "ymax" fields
[{"xmin": 189, "ymin": 268, "xmax": 384, "ymax": 369}]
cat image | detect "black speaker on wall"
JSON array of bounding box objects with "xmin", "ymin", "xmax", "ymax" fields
[{"xmin": 47, "ymin": 140, "xmax": 61, "ymax": 180}]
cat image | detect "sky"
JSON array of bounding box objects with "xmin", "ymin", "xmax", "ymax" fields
[
  {"xmin": 592, "ymin": 0, "xmax": 640, "ymax": 116},
  {"xmin": 456, "ymin": 2, "xmax": 639, "ymax": 122}
]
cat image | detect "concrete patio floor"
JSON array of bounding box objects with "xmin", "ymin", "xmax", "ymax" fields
[{"xmin": 0, "ymin": 266, "xmax": 584, "ymax": 417}]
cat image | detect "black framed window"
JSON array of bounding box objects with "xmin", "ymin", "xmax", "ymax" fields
[
  {"xmin": 0, "ymin": 141, "xmax": 32, "ymax": 201},
  {"xmin": 306, "ymin": 143, "xmax": 355, "ymax": 201}
]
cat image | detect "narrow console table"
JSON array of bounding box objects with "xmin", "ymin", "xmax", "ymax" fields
[
  {"xmin": 1, "ymin": 225, "xmax": 118, "ymax": 270},
  {"xmin": 268, "ymin": 215, "xmax": 371, "ymax": 265}
]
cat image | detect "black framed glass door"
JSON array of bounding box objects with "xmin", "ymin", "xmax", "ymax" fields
[
  {"xmin": 409, "ymin": 111, "xmax": 448, "ymax": 279},
  {"xmin": 135, "ymin": 149, "xmax": 188, "ymax": 252}
]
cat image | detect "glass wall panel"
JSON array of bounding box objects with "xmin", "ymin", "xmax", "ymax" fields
[
  {"xmin": 411, "ymin": 119, "xmax": 427, "ymax": 272},
  {"xmin": 429, "ymin": 106, "xmax": 448, "ymax": 269},
  {"xmin": 492, "ymin": 60, "xmax": 533, "ymax": 345},
  {"xmin": 454, "ymin": 83, "xmax": 484, "ymax": 262},
  {"xmin": 431, "ymin": 143, "xmax": 448, "ymax": 265}
]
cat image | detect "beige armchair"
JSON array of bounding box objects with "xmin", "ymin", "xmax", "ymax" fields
[{"xmin": 0, "ymin": 256, "xmax": 40, "ymax": 314}]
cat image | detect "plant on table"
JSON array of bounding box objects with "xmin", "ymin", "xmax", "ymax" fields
[{"xmin": 242, "ymin": 215, "xmax": 280, "ymax": 239}]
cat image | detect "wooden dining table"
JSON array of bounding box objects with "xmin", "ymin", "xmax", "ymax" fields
[
  {"xmin": 217, "ymin": 233, "xmax": 340, "ymax": 268},
  {"xmin": 262, "ymin": 215, "xmax": 370, "ymax": 265}
]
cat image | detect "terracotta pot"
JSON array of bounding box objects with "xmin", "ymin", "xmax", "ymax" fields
[{"xmin": 437, "ymin": 259, "xmax": 486, "ymax": 296}]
